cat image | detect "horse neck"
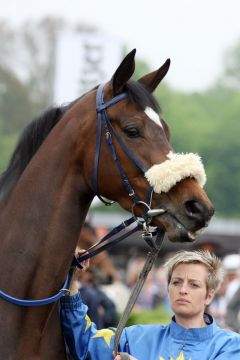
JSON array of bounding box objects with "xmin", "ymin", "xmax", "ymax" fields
[
  {"xmin": 0, "ymin": 101, "xmax": 97, "ymax": 358},
  {"xmin": 0, "ymin": 110, "xmax": 94, "ymax": 299}
]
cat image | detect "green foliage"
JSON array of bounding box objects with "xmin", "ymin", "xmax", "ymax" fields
[
  {"xmin": 0, "ymin": 133, "xmax": 18, "ymax": 172},
  {"xmin": 0, "ymin": 66, "xmax": 41, "ymax": 135},
  {"xmin": 126, "ymin": 305, "xmax": 172, "ymax": 326},
  {"xmin": 133, "ymin": 60, "xmax": 151, "ymax": 80},
  {"xmin": 221, "ymin": 39, "xmax": 240, "ymax": 89},
  {"xmin": 155, "ymin": 84, "xmax": 240, "ymax": 217}
]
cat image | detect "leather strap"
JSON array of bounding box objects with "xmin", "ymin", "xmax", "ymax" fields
[{"xmin": 114, "ymin": 230, "xmax": 165, "ymax": 354}]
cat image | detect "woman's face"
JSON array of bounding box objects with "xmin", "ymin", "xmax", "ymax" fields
[{"xmin": 168, "ymin": 263, "xmax": 214, "ymax": 323}]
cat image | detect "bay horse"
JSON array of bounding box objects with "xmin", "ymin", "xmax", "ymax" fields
[{"xmin": 0, "ymin": 49, "xmax": 214, "ymax": 359}]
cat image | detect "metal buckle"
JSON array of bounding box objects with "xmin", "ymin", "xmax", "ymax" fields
[
  {"xmin": 131, "ymin": 200, "xmax": 151, "ymax": 218},
  {"xmin": 61, "ymin": 289, "xmax": 71, "ymax": 296},
  {"xmin": 147, "ymin": 208, "xmax": 166, "ymax": 217}
]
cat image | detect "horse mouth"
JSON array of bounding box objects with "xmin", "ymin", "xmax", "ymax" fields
[{"xmin": 152, "ymin": 211, "xmax": 206, "ymax": 243}]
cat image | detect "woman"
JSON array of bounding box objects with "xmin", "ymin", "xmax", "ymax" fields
[{"xmin": 60, "ymin": 250, "xmax": 240, "ymax": 359}]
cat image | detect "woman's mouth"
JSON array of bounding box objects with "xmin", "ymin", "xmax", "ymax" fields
[{"xmin": 176, "ymin": 298, "xmax": 190, "ymax": 304}]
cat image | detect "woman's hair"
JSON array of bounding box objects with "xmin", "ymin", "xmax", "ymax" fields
[{"xmin": 164, "ymin": 250, "xmax": 224, "ymax": 293}]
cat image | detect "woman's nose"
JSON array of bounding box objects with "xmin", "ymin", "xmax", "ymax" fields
[{"xmin": 179, "ymin": 284, "xmax": 188, "ymax": 294}]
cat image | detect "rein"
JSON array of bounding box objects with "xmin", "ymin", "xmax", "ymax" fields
[
  {"xmin": 114, "ymin": 227, "xmax": 165, "ymax": 355},
  {"xmin": 0, "ymin": 276, "xmax": 70, "ymax": 307},
  {"xmin": 73, "ymin": 204, "xmax": 166, "ymax": 266}
]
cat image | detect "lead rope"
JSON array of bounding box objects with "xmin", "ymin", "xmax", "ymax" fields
[{"xmin": 113, "ymin": 226, "xmax": 165, "ymax": 357}]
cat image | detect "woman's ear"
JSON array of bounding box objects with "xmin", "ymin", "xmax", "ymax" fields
[{"xmin": 205, "ymin": 289, "xmax": 215, "ymax": 306}]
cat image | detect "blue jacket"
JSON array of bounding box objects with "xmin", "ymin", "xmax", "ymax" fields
[{"xmin": 60, "ymin": 292, "xmax": 240, "ymax": 360}]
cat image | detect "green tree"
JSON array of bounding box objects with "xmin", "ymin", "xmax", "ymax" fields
[
  {"xmin": 220, "ymin": 39, "xmax": 240, "ymax": 89},
  {"xmin": 156, "ymin": 80, "xmax": 240, "ymax": 217},
  {"xmin": 0, "ymin": 66, "xmax": 38, "ymax": 134},
  {"xmin": 19, "ymin": 17, "xmax": 66, "ymax": 106},
  {"xmin": 0, "ymin": 134, "xmax": 18, "ymax": 172}
]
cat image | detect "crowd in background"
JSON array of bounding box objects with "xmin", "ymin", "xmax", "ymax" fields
[
  {"xmin": 208, "ymin": 253, "xmax": 240, "ymax": 332},
  {"xmin": 75, "ymin": 227, "xmax": 240, "ymax": 333}
]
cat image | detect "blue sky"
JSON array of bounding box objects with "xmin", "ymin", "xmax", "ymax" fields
[{"xmin": 2, "ymin": 0, "xmax": 240, "ymax": 91}]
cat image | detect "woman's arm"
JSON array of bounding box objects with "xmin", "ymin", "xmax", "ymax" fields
[{"xmin": 60, "ymin": 250, "xmax": 129, "ymax": 360}]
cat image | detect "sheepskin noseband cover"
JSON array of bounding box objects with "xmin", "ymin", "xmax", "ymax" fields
[{"xmin": 145, "ymin": 152, "xmax": 206, "ymax": 194}]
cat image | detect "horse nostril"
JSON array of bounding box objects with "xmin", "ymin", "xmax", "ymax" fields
[{"xmin": 185, "ymin": 200, "xmax": 206, "ymax": 220}]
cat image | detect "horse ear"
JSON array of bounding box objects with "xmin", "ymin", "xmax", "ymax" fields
[
  {"xmin": 111, "ymin": 49, "xmax": 136, "ymax": 94},
  {"xmin": 138, "ymin": 58, "xmax": 171, "ymax": 92}
]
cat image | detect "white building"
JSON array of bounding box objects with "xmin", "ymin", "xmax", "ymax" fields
[{"xmin": 53, "ymin": 30, "xmax": 124, "ymax": 105}]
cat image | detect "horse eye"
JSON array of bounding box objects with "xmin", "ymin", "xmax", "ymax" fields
[{"xmin": 124, "ymin": 126, "xmax": 140, "ymax": 138}]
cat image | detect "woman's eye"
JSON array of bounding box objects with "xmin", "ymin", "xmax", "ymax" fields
[
  {"xmin": 191, "ymin": 283, "xmax": 199, "ymax": 288},
  {"xmin": 124, "ymin": 126, "xmax": 140, "ymax": 138}
]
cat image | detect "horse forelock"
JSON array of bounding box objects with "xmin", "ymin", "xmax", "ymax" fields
[{"xmin": 126, "ymin": 80, "xmax": 161, "ymax": 113}]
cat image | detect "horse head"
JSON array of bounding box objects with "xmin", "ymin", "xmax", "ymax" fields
[{"xmin": 79, "ymin": 49, "xmax": 214, "ymax": 242}]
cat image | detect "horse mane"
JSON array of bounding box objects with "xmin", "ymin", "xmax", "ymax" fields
[
  {"xmin": 0, "ymin": 105, "xmax": 70, "ymax": 198},
  {"xmin": 0, "ymin": 80, "xmax": 160, "ymax": 199}
]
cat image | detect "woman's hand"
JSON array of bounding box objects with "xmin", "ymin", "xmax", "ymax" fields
[
  {"xmin": 76, "ymin": 247, "xmax": 90, "ymax": 272},
  {"xmin": 69, "ymin": 247, "xmax": 90, "ymax": 296},
  {"xmin": 113, "ymin": 352, "xmax": 137, "ymax": 360}
]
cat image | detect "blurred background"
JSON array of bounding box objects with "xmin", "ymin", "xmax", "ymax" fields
[{"xmin": 1, "ymin": 0, "xmax": 240, "ymax": 329}]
